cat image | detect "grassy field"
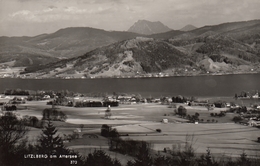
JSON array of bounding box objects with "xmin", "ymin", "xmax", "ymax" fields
[
  {"xmin": 1, "ymin": 97, "xmax": 260, "ymax": 161},
  {"xmin": 118, "ymin": 123, "xmax": 260, "ymax": 157}
]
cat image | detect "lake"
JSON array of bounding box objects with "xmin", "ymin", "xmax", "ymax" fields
[{"xmin": 0, "ymin": 74, "xmax": 259, "ymax": 97}]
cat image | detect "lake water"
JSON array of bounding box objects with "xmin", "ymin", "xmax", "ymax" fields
[{"xmin": 0, "ymin": 74, "xmax": 259, "ymax": 97}]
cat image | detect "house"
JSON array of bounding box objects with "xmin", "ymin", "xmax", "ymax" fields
[
  {"xmin": 161, "ymin": 97, "xmax": 172, "ymax": 104},
  {"xmin": 43, "ymin": 95, "xmax": 51, "ymax": 99},
  {"xmin": 252, "ymin": 92, "xmax": 259, "ymax": 99},
  {"xmin": 248, "ymin": 119, "xmax": 260, "ymax": 127},
  {"xmin": 140, "ymin": 98, "xmax": 147, "ymax": 103},
  {"xmin": 239, "ymin": 119, "xmax": 249, "ymax": 125},
  {"xmin": 214, "ymin": 101, "xmax": 226, "ymax": 108},
  {"xmin": 130, "ymin": 97, "xmax": 137, "ymax": 104},
  {"xmin": 226, "ymin": 103, "xmax": 231, "ymax": 107},
  {"xmin": 117, "ymin": 95, "xmax": 132, "ymax": 104},
  {"xmin": 152, "ymin": 98, "xmax": 161, "ymax": 103},
  {"xmin": 162, "ymin": 119, "xmax": 168, "ymax": 123},
  {"xmin": 74, "ymin": 128, "xmax": 82, "ymax": 132}
]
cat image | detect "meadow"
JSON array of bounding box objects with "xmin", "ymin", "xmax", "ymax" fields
[{"xmin": 2, "ymin": 97, "xmax": 260, "ymax": 164}]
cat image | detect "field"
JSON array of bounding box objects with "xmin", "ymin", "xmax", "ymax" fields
[
  {"xmin": 117, "ymin": 123, "xmax": 260, "ymax": 157},
  {"xmin": 1, "ymin": 97, "xmax": 260, "ymax": 164}
]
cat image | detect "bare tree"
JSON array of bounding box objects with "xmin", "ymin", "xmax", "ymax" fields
[
  {"xmin": 0, "ymin": 112, "xmax": 28, "ymax": 149},
  {"xmin": 0, "ymin": 112, "xmax": 28, "ymax": 164},
  {"xmin": 105, "ymin": 105, "xmax": 112, "ymax": 119},
  {"xmin": 79, "ymin": 124, "xmax": 84, "ymax": 132}
]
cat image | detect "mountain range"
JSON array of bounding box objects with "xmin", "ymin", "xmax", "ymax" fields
[{"xmin": 1, "ymin": 19, "xmax": 260, "ymax": 78}]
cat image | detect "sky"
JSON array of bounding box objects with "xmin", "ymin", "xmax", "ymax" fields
[{"xmin": 0, "ymin": 0, "xmax": 260, "ymax": 36}]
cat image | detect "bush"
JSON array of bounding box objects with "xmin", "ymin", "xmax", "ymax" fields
[
  {"xmin": 42, "ymin": 108, "xmax": 67, "ymax": 122},
  {"xmin": 22, "ymin": 116, "xmax": 43, "ymax": 128},
  {"xmin": 156, "ymin": 129, "xmax": 162, "ymax": 132},
  {"xmin": 101, "ymin": 124, "xmax": 111, "ymax": 137},
  {"xmin": 177, "ymin": 106, "xmax": 187, "ymax": 117},
  {"xmin": 109, "ymin": 139, "xmax": 147, "ymax": 157},
  {"xmin": 4, "ymin": 105, "xmax": 17, "ymax": 111},
  {"xmin": 219, "ymin": 112, "xmax": 226, "ymax": 117},
  {"xmin": 101, "ymin": 124, "xmax": 119, "ymax": 138},
  {"xmin": 233, "ymin": 116, "xmax": 243, "ymax": 123}
]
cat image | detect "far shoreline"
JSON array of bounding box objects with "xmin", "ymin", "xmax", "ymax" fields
[{"xmin": 1, "ymin": 71, "xmax": 259, "ymax": 79}]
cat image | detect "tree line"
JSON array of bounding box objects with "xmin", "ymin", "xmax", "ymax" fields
[
  {"xmin": 74, "ymin": 101, "xmax": 119, "ymax": 107},
  {"xmin": 42, "ymin": 108, "xmax": 67, "ymax": 122},
  {"xmin": 4, "ymin": 89, "xmax": 29, "ymax": 96}
]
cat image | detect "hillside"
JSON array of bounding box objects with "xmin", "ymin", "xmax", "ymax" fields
[
  {"xmin": 180, "ymin": 24, "xmax": 197, "ymax": 31},
  {"xmin": 128, "ymin": 20, "xmax": 172, "ymax": 35},
  {"xmin": 150, "ymin": 19, "xmax": 260, "ymax": 39},
  {"xmin": 0, "ymin": 36, "xmax": 60, "ymax": 67},
  {"xmin": 22, "ymin": 32, "xmax": 260, "ymax": 78},
  {"xmin": 22, "ymin": 37, "xmax": 195, "ymax": 78},
  {"xmin": 0, "ymin": 27, "xmax": 141, "ymax": 68}
]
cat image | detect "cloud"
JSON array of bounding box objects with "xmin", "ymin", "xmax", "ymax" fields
[
  {"xmin": 43, "ymin": 6, "xmax": 57, "ymax": 13},
  {"xmin": 10, "ymin": 10, "xmax": 32, "ymax": 17},
  {"xmin": 8, "ymin": 6, "xmax": 94, "ymax": 22},
  {"xmin": 1, "ymin": 0, "xmax": 260, "ymax": 36},
  {"xmin": 9, "ymin": 10, "xmax": 38, "ymax": 22},
  {"xmin": 7, "ymin": 2, "xmax": 132, "ymax": 24},
  {"xmin": 63, "ymin": 6, "xmax": 90, "ymax": 14},
  {"xmin": 48, "ymin": 5, "xmax": 57, "ymax": 9},
  {"xmin": 86, "ymin": 0, "xmax": 122, "ymax": 4}
]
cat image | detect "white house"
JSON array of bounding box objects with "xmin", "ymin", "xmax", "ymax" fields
[
  {"xmin": 162, "ymin": 119, "xmax": 168, "ymax": 123},
  {"xmin": 74, "ymin": 128, "xmax": 82, "ymax": 133},
  {"xmin": 248, "ymin": 119, "xmax": 260, "ymax": 127},
  {"xmin": 252, "ymin": 92, "xmax": 259, "ymax": 99},
  {"xmin": 43, "ymin": 95, "xmax": 51, "ymax": 99}
]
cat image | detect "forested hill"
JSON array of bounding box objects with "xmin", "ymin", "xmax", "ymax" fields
[
  {"xmin": 0, "ymin": 27, "xmax": 141, "ymax": 67},
  {"xmin": 22, "ymin": 30, "xmax": 260, "ymax": 78}
]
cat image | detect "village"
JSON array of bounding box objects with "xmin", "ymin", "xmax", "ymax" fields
[
  {"xmin": 0, "ymin": 88, "xmax": 260, "ymax": 165},
  {"xmin": 1, "ymin": 89, "xmax": 260, "ymax": 126}
]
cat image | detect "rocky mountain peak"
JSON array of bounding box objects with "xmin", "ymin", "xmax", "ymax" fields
[{"xmin": 128, "ymin": 20, "xmax": 172, "ymax": 35}]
